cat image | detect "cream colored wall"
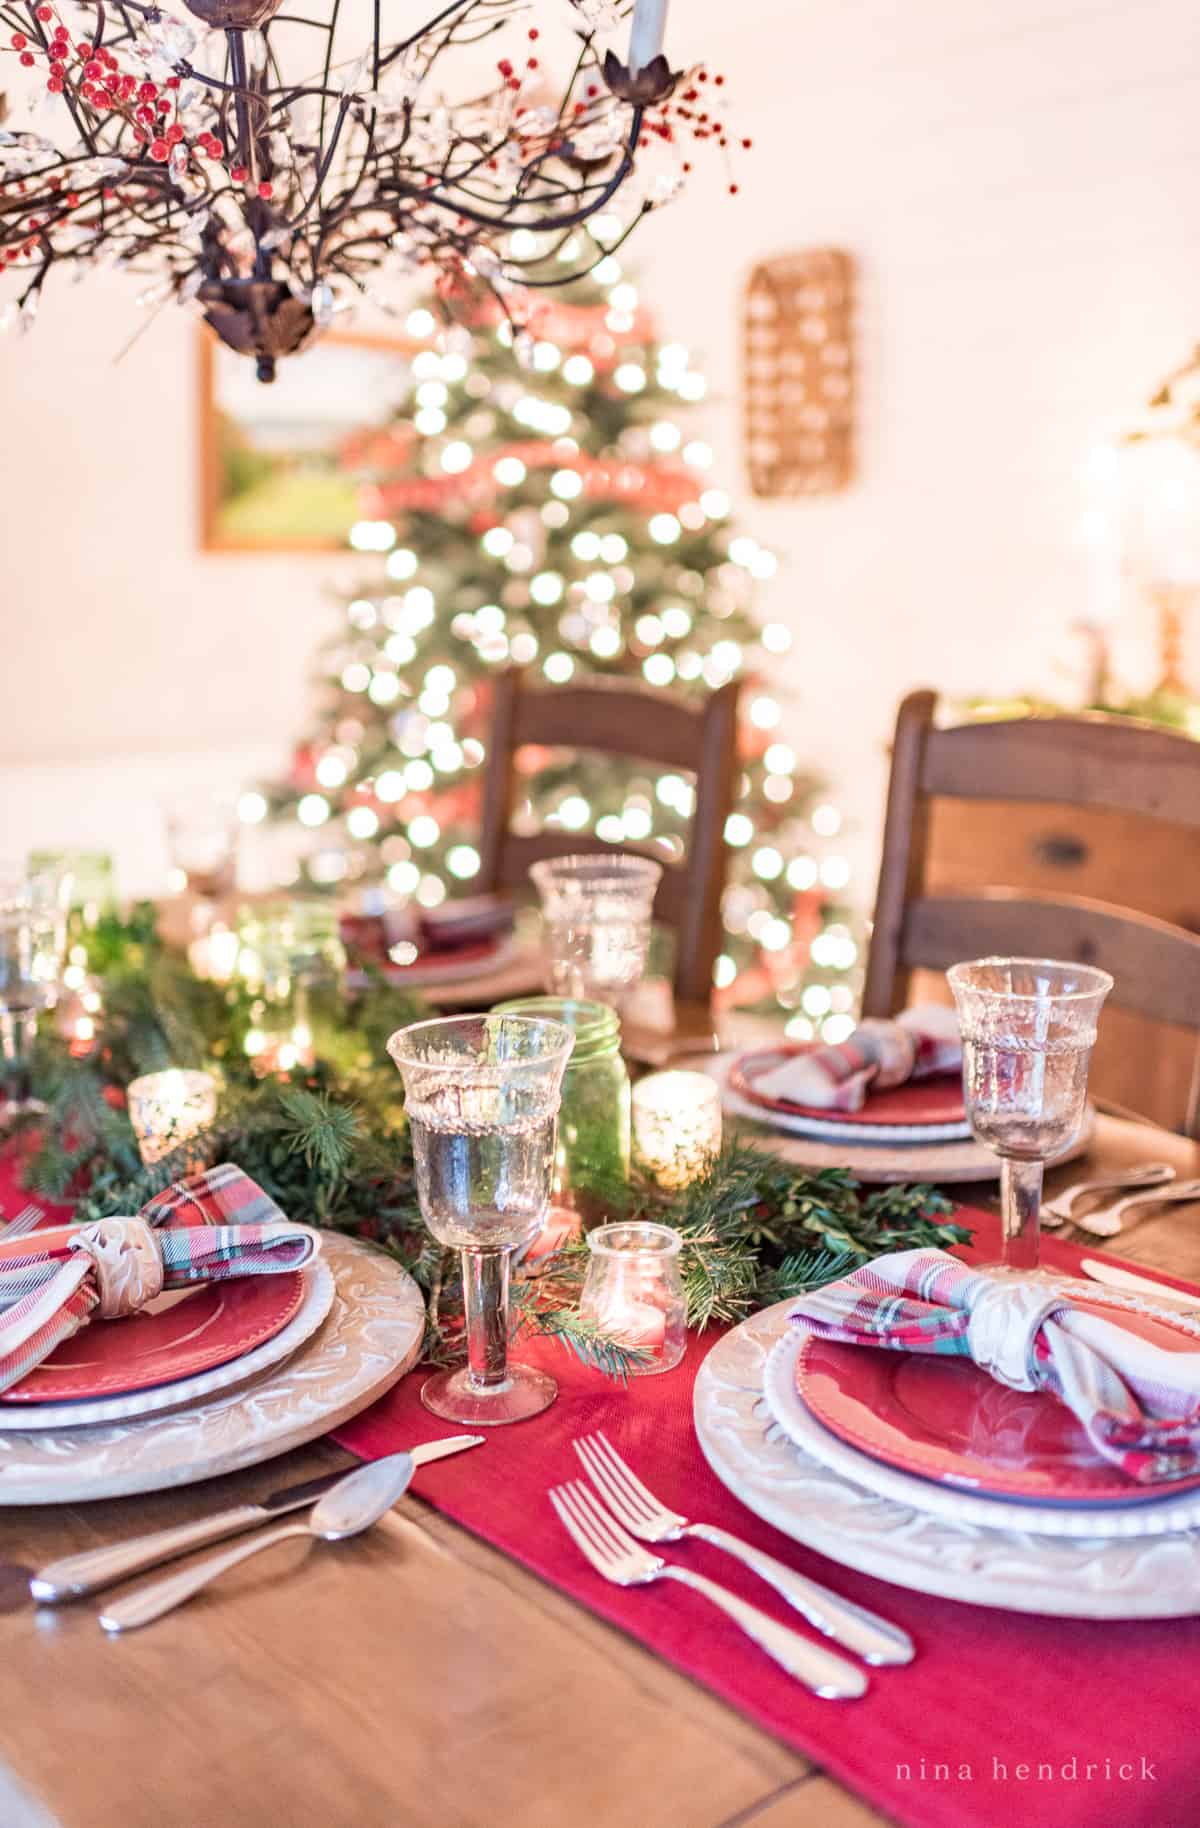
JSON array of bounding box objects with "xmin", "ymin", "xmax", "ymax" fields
[{"xmin": 2, "ymin": 0, "xmax": 1199, "ymax": 898}]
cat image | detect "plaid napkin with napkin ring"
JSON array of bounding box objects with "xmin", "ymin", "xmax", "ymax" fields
[
  {"xmin": 789, "ymin": 1248, "xmax": 1200, "ymax": 1484},
  {"xmin": 0, "ymin": 1163, "xmax": 319, "ymax": 1396},
  {"xmin": 753, "ymin": 1005, "xmax": 962, "ymax": 1112}
]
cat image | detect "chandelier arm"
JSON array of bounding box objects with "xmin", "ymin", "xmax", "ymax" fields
[
  {"xmin": 225, "ymin": 29, "xmax": 263, "ymax": 185},
  {"xmin": 279, "ymin": 94, "xmax": 352, "ymax": 233},
  {"xmin": 376, "ymin": 0, "xmax": 474, "ymax": 74},
  {"xmin": 515, "ymin": 210, "xmax": 652, "ymax": 287},
  {"xmin": 375, "ymin": 110, "xmax": 641, "ymax": 234},
  {"xmin": 315, "ymin": 0, "xmax": 342, "ymax": 174}
]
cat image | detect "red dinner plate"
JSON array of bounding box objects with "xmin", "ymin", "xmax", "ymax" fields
[
  {"xmin": 795, "ymin": 1298, "xmax": 1200, "ymax": 1504},
  {"xmin": 1, "ymin": 1271, "xmax": 307, "ymax": 1404},
  {"xmin": 730, "ymin": 1044, "xmax": 965, "ymax": 1127},
  {"xmin": 381, "ymin": 936, "xmax": 510, "ymax": 986}
]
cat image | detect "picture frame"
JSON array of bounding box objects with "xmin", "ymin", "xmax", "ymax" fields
[{"xmin": 196, "ymin": 326, "xmax": 418, "ymax": 553}]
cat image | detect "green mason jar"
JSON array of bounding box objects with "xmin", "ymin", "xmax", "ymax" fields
[{"xmin": 495, "ymin": 995, "xmax": 630, "ymax": 1229}]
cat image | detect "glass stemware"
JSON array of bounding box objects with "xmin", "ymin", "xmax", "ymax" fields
[
  {"xmin": 387, "ymin": 1013, "xmax": 575, "ymax": 1425},
  {"xmin": 530, "ymin": 854, "xmax": 662, "ymax": 1010},
  {"xmin": 0, "ymin": 865, "xmax": 71, "ymax": 1115},
  {"xmin": 947, "ymin": 957, "xmax": 1113, "ymax": 1271}
]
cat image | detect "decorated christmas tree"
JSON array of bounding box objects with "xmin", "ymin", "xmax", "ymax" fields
[{"xmin": 258, "ymin": 242, "xmax": 859, "ymax": 1036}]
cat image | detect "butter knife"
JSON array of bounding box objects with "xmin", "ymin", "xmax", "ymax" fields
[
  {"xmin": 1079, "ymin": 1259, "xmax": 1200, "ymax": 1307},
  {"xmin": 30, "ymin": 1434, "xmax": 483, "ymax": 1603}
]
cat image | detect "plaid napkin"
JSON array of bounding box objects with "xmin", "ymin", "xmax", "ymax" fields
[
  {"xmin": 753, "ymin": 1006, "xmax": 962, "ymax": 1112},
  {"xmin": 0, "ymin": 1164, "xmax": 318, "ymax": 1396},
  {"xmin": 790, "ymin": 1248, "xmax": 1200, "ymax": 1484}
]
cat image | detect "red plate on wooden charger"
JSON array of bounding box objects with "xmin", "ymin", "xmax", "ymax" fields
[
  {"xmin": 730, "ymin": 1044, "xmax": 966, "ymax": 1126},
  {"xmin": 1, "ymin": 1271, "xmax": 307, "ymax": 1404},
  {"xmin": 795, "ymin": 1297, "xmax": 1200, "ymax": 1505}
]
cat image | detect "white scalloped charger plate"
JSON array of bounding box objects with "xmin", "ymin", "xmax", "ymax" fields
[
  {"xmin": 0, "ymin": 1260, "xmax": 336, "ymax": 1430},
  {"xmin": 0, "ymin": 1235, "xmax": 424, "ymax": 1504},
  {"xmin": 761, "ymin": 1302, "xmax": 1200, "ymax": 1539},
  {"xmin": 693, "ymin": 1297, "xmax": 1200, "ymax": 1617}
]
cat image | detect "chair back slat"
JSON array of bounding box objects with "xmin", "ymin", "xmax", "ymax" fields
[
  {"xmin": 921, "ymin": 715, "xmax": 1200, "ymax": 827},
  {"xmin": 478, "ymin": 672, "xmax": 740, "ymax": 1006},
  {"xmin": 865, "ymin": 690, "xmax": 1200, "ymax": 1136},
  {"xmin": 508, "ymin": 680, "xmax": 708, "ymax": 772},
  {"xmin": 903, "ymin": 892, "xmax": 1200, "ymax": 1030}
]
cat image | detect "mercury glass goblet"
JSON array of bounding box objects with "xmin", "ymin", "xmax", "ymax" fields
[
  {"xmin": 531, "ymin": 854, "xmax": 662, "ymax": 1011},
  {"xmin": 388, "ymin": 1013, "xmax": 575, "ymax": 1425},
  {"xmin": 947, "ymin": 957, "xmax": 1113, "ymax": 1271},
  {"xmin": 0, "ymin": 865, "xmax": 71, "ymax": 1116}
]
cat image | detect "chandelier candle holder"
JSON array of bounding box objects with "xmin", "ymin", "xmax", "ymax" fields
[
  {"xmin": 127, "ymin": 1067, "xmax": 218, "ymax": 1167},
  {"xmin": 579, "ymin": 1219, "xmax": 685, "ymax": 1372},
  {"xmin": 0, "ymin": 0, "xmax": 724, "ymax": 379},
  {"xmin": 631, "ymin": 1068, "xmax": 721, "ymax": 1190}
]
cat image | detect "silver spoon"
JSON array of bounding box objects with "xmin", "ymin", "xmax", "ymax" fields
[{"xmin": 98, "ymin": 1453, "xmax": 415, "ymax": 1634}]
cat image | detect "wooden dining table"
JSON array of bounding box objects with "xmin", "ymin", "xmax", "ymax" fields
[{"xmin": 1, "ymin": 1109, "xmax": 1197, "ymax": 1828}]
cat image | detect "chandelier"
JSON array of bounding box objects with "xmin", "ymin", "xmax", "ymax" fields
[{"xmin": 0, "ymin": 0, "xmax": 712, "ymax": 379}]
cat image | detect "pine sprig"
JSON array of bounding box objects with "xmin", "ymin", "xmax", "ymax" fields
[
  {"xmin": 19, "ymin": 914, "xmax": 975, "ymax": 1381},
  {"xmin": 526, "ymin": 1306, "xmax": 653, "ymax": 1382},
  {"xmin": 276, "ymin": 1087, "xmax": 361, "ymax": 1177}
]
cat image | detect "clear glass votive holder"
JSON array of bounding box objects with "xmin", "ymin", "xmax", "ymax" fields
[
  {"xmin": 127, "ymin": 1068, "xmax": 218, "ymax": 1168},
  {"xmin": 632, "ymin": 1070, "xmax": 722, "ymax": 1190},
  {"xmin": 579, "ymin": 1221, "xmax": 687, "ymax": 1375}
]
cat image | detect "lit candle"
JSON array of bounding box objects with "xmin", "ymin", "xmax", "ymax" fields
[
  {"xmin": 632, "ymin": 1070, "xmax": 722, "ymax": 1190},
  {"xmin": 187, "ymin": 924, "xmax": 240, "ymax": 984},
  {"xmin": 629, "ymin": 0, "xmax": 668, "ymax": 73},
  {"xmin": 597, "ymin": 1294, "xmax": 667, "ymax": 1352},
  {"xmin": 127, "ymin": 1069, "xmax": 218, "ymax": 1167}
]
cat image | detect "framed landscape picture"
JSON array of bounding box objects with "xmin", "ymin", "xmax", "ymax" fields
[{"xmin": 197, "ymin": 327, "xmax": 416, "ymax": 552}]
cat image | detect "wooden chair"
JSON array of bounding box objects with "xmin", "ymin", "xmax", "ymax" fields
[
  {"xmin": 477, "ymin": 671, "xmax": 741, "ymax": 1006},
  {"xmin": 863, "ymin": 690, "xmax": 1200, "ymax": 1136}
]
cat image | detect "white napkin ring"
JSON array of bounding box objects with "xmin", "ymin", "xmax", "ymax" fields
[
  {"xmin": 854, "ymin": 1020, "xmax": 917, "ymax": 1090},
  {"xmin": 965, "ymin": 1276, "xmax": 1068, "ymax": 1391},
  {"xmin": 70, "ymin": 1216, "xmax": 165, "ymax": 1319}
]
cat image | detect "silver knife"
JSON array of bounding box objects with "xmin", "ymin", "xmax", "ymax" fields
[
  {"xmin": 30, "ymin": 1434, "xmax": 483, "ymax": 1604},
  {"xmin": 1079, "ymin": 1258, "xmax": 1200, "ymax": 1307}
]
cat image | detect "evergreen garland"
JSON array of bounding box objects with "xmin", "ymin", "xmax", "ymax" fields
[{"xmin": 11, "ymin": 911, "xmax": 971, "ymax": 1378}]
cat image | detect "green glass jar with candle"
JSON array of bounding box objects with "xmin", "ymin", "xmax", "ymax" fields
[
  {"xmin": 495, "ymin": 995, "xmax": 630, "ymax": 1230},
  {"xmin": 237, "ymin": 899, "xmax": 345, "ymax": 1075}
]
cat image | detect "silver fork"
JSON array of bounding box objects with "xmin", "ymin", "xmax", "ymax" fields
[
  {"xmin": 549, "ymin": 1479, "xmax": 867, "ymax": 1699},
  {"xmin": 574, "ymin": 1431, "xmax": 913, "ymax": 1666},
  {"xmin": 0, "ymin": 1202, "xmax": 44, "ymax": 1242}
]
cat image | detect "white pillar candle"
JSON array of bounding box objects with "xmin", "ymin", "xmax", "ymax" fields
[
  {"xmin": 632, "ymin": 1070, "xmax": 722, "ymax": 1190},
  {"xmin": 127, "ymin": 1069, "xmax": 218, "ymax": 1167},
  {"xmin": 629, "ymin": 0, "xmax": 668, "ymax": 73}
]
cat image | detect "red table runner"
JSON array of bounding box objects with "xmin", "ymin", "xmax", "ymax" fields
[
  {"xmin": 334, "ymin": 1213, "xmax": 1199, "ymax": 1828},
  {"xmin": 2, "ymin": 1146, "xmax": 1193, "ymax": 1828}
]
